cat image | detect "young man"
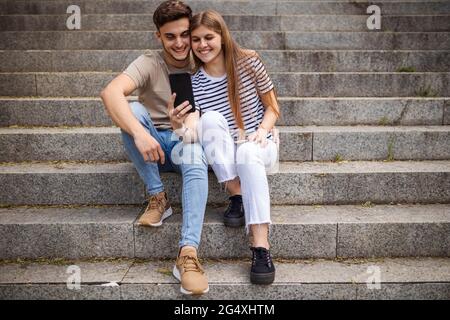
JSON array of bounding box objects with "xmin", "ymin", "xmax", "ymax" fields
[{"xmin": 100, "ymin": 0, "xmax": 209, "ymax": 295}]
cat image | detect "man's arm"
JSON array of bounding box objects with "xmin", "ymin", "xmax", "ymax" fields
[
  {"xmin": 100, "ymin": 73, "xmax": 142, "ymax": 136},
  {"xmin": 100, "ymin": 73, "xmax": 165, "ymax": 164}
]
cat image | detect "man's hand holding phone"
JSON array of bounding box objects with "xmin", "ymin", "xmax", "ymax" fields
[
  {"xmin": 168, "ymin": 73, "xmax": 197, "ymax": 141},
  {"xmin": 168, "ymin": 73, "xmax": 196, "ymax": 114},
  {"xmin": 168, "ymin": 93, "xmax": 193, "ymax": 131}
]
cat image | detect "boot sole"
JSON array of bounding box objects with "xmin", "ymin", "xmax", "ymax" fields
[
  {"xmin": 142, "ymin": 207, "xmax": 173, "ymax": 227},
  {"xmin": 250, "ymin": 271, "xmax": 275, "ymax": 285},
  {"xmin": 150, "ymin": 207, "xmax": 173, "ymax": 227},
  {"xmin": 172, "ymin": 265, "xmax": 209, "ymax": 295},
  {"xmin": 223, "ymin": 216, "xmax": 245, "ymax": 228}
]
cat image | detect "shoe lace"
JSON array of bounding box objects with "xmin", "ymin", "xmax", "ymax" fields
[
  {"xmin": 178, "ymin": 255, "xmax": 204, "ymax": 274},
  {"xmin": 252, "ymin": 247, "xmax": 272, "ymax": 268},
  {"xmin": 148, "ymin": 193, "xmax": 164, "ymax": 210}
]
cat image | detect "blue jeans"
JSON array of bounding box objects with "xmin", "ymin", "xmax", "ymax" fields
[{"xmin": 121, "ymin": 102, "xmax": 208, "ymax": 249}]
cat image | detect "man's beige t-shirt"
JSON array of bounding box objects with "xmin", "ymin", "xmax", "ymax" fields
[{"xmin": 123, "ymin": 50, "xmax": 194, "ymax": 130}]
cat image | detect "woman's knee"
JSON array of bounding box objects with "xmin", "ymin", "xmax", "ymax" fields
[
  {"xmin": 236, "ymin": 142, "xmax": 259, "ymax": 165},
  {"xmin": 198, "ymin": 111, "xmax": 229, "ymax": 145},
  {"xmin": 199, "ymin": 111, "xmax": 227, "ymax": 131}
]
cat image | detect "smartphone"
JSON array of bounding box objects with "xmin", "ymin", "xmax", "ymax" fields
[{"xmin": 169, "ymin": 72, "xmax": 196, "ymax": 113}]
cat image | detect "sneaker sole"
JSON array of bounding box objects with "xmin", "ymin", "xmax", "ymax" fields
[
  {"xmin": 147, "ymin": 207, "xmax": 173, "ymax": 227},
  {"xmin": 250, "ymin": 271, "xmax": 275, "ymax": 285},
  {"xmin": 223, "ymin": 216, "xmax": 245, "ymax": 228},
  {"xmin": 172, "ymin": 265, "xmax": 210, "ymax": 295}
]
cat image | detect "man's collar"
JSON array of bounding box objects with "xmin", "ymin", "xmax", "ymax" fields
[{"xmin": 160, "ymin": 50, "xmax": 192, "ymax": 70}]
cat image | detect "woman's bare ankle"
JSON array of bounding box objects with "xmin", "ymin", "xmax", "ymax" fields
[{"xmin": 225, "ymin": 177, "xmax": 241, "ymax": 196}]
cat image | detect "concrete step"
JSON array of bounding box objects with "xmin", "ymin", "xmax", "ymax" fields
[
  {"xmin": 0, "ymin": 160, "xmax": 449, "ymax": 205},
  {"xmin": 2, "ymin": 50, "xmax": 450, "ymax": 73},
  {"xmin": 2, "ymin": 72, "xmax": 450, "ymax": 97},
  {"xmin": 280, "ymin": 125, "xmax": 450, "ymax": 161},
  {"xmin": 1, "ymin": 126, "xmax": 449, "ymax": 162},
  {"xmin": 0, "ymin": 204, "xmax": 449, "ymax": 259},
  {"xmin": 280, "ymin": 97, "xmax": 450, "ymax": 126},
  {"xmin": 1, "ymin": 0, "xmax": 449, "ymax": 15},
  {"xmin": 1, "ymin": 31, "xmax": 450, "ymax": 50},
  {"xmin": 0, "ymin": 257, "xmax": 449, "ymax": 299},
  {"xmin": 2, "ymin": 97, "xmax": 448, "ymax": 127},
  {"xmin": 1, "ymin": 14, "xmax": 449, "ymax": 32}
]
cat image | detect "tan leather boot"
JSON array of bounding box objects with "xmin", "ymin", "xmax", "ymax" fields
[
  {"xmin": 138, "ymin": 191, "xmax": 172, "ymax": 227},
  {"xmin": 172, "ymin": 246, "xmax": 209, "ymax": 295}
]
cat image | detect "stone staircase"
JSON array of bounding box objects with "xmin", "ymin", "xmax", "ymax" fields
[{"xmin": 0, "ymin": 0, "xmax": 449, "ymax": 300}]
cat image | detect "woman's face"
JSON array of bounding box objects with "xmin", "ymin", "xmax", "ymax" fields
[{"xmin": 191, "ymin": 25, "xmax": 223, "ymax": 64}]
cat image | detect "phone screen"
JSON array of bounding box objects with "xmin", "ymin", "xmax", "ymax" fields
[{"xmin": 169, "ymin": 73, "xmax": 196, "ymax": 113}]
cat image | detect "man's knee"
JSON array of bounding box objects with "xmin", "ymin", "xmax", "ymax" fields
[
  {"xmin": 175, "ymin": 143, "xmax": 207, "ymax": 167},
  {"xmin": 129, "ymin": 102, "xmax": 150, "ymax": 124},
  {"xmin": 186, "ymin": 143, "xmax": 207, "ymax": 165}
]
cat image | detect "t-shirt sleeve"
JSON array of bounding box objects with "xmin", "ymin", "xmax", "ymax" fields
[
  {"xmin": 191, "ymin": 74, "xmax": 202, "ymax": 113},
  {"xmin": 122, "ymin": 54, "xmax": 155, "ymax": 90},
  {"xmin": 253, "ymin": 55, "xmax": 274, "ymax": 94}
]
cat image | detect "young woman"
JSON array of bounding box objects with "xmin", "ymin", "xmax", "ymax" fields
[{"xmin": 187, "ymin": 9, "xmax": 280, "ymax": 284}]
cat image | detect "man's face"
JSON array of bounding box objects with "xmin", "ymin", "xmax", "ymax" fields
[{"xmin": 156, "ymin": 18, "xmax": 191, "ymax": 61}]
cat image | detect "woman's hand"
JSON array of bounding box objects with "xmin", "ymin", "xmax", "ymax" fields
[{"xmin": 248, "ymin": 127, "xmax": 269, "ymax": 147}]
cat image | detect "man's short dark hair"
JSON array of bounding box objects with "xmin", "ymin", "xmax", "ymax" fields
[{"xmin": 153, "ymin": 1, "xmax": 192, "ymax": 30}]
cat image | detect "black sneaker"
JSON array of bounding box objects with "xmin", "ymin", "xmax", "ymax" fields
[
  {"xmin": 223, "ymin": 195, "xmax": 245, "ymax": 227},
  {"xmin": 250, "ymin": 247, "xmax": 275, "ymax": 285}
]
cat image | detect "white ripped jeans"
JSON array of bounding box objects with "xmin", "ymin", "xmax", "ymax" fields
[{"xmin": 197, "ymin": 111, "xmax": 278, "ymax": 233}]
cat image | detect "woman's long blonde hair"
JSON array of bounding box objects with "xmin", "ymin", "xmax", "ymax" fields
[{"xmin": 190, "ymin": 10, "xmax": 279, "ymax": 129}]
